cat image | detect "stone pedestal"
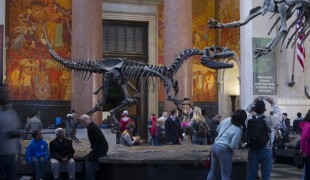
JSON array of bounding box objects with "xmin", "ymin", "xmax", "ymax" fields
[
  {"xmin": 99, "ymin": 144, "xmax": 248, "ymax": 180},
  {"xmin": 163, "ymin": 0, "xmax": 193, "ymax": 112},
  {"xmin": 71, "ymin": 0, "xmax": 102, "ymax": 124}
]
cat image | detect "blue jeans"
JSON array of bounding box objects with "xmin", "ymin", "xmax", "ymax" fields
[
  {"xmin": 207, "ymin": 143, "xmax": 233, "ymax": 180},
  {"xmin": 302, "ymin": 165, "xmax": 305, "ymax": 180},
  {"xmin": 85, "ymin": 158, "xmax": 99, "ymax": 180},
  {"xmin": 152, "ymin": 136, "xmax": 159, "ymax": 146},
  {"xmin": 247, "ymin": 148, "xmax": 272, "ymax": 180},
  {"xmin": 32, "ymin": 156, "xmax": 46, "ymax": 180},
  {"xmin": 304, "ymin": 156, "xmax": 310, "ymax": 180},
  {"xmin": 192, "ymin": 134, "xmax": 208, "ymax": 145}
]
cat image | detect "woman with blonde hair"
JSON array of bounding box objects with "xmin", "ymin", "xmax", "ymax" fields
[{"xmin": 190, "ymin": 107, "xmax": 209, "ymax": 145}]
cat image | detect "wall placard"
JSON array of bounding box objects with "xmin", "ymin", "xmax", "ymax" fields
[{"xmin": 252, "ymin": 38, "xmax": 277, "ymax": 95}]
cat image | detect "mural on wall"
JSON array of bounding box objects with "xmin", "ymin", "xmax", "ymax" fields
[
  {"xmin": 7, "ymin": 0, "xmax": 72, "ymax": 101},
  {"xmin": 218, "ymin": 0, "xmax": 240, "ymax": 57},
  {"xmin": 157, "ymin": 0, "xmax": 240, "ymax": 103},
  {"xmin": 157, "ymin": 0, "xmax": 218, "ymax": 102},
  {"xmin": 192, "ymin": 0, "xmax": 217, "ymax": 102}
]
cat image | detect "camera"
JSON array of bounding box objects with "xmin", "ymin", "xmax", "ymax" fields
[{"xmin": 258, "ymin": 96, "xmax": 268, "ymax": 101}]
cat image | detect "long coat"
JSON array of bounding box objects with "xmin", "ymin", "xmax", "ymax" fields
[
  {"xmin": 87, "ymin": 122, "xmax": 109, "ymax": 160},
  {"xmin": 164, "ymin": 116, "xmax": 182, "ymax": 144}
]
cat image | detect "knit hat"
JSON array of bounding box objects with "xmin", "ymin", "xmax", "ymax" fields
[{"xmin": 123, "ymin": 110, "xmax": 129, "ymax": 115}]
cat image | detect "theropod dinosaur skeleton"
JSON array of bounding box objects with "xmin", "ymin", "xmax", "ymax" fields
[
  {"xmin": 46, "ymin": 44, "xmax": 234, "ymax": 114},
  {"xmin": 43, "ymin": 30, "xmax": 235, "ymax": 137},
  {"xmin": 208, "ymin": 0, "xmax": 310, "ymax": 58}
]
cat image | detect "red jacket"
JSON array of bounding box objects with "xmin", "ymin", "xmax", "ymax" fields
[
  {"xmin": 300, "ymin": 121, "xmax": 310, "ymax": 156},
  {"xmin": 120, "ymin": 116, "xmax": 134, "ymax": 132},
  {"xmin": 150, "ymin": 116, "xmax": 158, "ymax": 137}
]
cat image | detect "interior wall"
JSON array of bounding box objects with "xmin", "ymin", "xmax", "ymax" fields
[
  {"xmin": 250, "ymin": 0, "xmax": 310, "ymax": 122},
  {"xmin": 221, "ymin": 59, "xmax": 240, "ymax": 119}
]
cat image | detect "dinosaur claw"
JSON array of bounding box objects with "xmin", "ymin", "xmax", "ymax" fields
[
  {"xmin": 208, "ymin": 18, "xmax": 223, "ymax": 28},
  {"xmin": 167, "ymin": 96, "xmax": 192, "ymax": 115}
]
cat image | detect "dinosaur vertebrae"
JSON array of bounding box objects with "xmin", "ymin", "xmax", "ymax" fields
[
  {"xmin": 122, "ymin": 48, "xmax": 202, "ymax": 78},
  {"xmin": 48, "ymin": 44, "xmax": 202, "ymax": 80}
]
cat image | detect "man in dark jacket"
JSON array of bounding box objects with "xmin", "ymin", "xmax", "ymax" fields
[
  {"xmin": 49, "ymin": 128, "xmax": 75, "ymax": 180},
  {"xmin": 165, "ymin": 109, "xmax": 183, "ymax": 145},
  {"xmin": 293, "ymin": 112, "xmax": 303, "ymax": 134},
  {"xmin": 282, "ymin": 113, "xmax": 291, "ymax": 132},
  {"xmin": 80, "ymin": 114, "xmax": 109, "ymax": 180}
]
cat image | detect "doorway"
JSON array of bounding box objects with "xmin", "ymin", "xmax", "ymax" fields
[{"xmin": 102, "ymin": 19, "xmax": 149, "ymax": 140}]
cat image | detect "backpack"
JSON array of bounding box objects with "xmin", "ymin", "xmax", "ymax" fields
[
  {"xmin": 245, "ymin": 115, "xmax": 271, "ymax": 150},
  {"xmin": 197, "ymin": 120, "xmax": 208, "ymax": 137}
]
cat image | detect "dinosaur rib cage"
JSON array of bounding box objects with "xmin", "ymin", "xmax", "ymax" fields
[
  {"xmin": 271, "ymin": 2, "xmax": 310, "ymax": 50},
  {"xmin": 121, "ymin": 48, "xmax": 203, "ymax": 78}
]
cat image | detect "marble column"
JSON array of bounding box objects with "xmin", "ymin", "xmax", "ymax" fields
[
  {"xmin": 240, "ymin": 0, "xmax": 253, "ymax": 108},
  {"xmin": 72, "ymin": 0, "xmax": 102, "ymax": 124},
  {"xmin": 163, "ymin": 0, "xmax": 193, "ymax": 113}
]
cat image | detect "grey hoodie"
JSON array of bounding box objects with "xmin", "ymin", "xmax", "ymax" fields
[{"xmin": 0, "ymin": 107, "xmax": 21, "ymax": 155}]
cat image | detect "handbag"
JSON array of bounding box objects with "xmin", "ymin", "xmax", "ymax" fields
[{"xmin": 204, "ymin": 150, "xmax": 212, "ymax": 169}]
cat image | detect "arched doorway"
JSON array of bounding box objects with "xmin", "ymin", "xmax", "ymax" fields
[{"xmin": 218, "ymin": 54, "xmax": 241, "ymax": 119}]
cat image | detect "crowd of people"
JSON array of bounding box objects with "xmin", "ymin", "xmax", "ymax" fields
[
  {"xmin": 144, "ymin": 108, "xmax": 221, "ymax": 146},
  {"xmin": 0, "ymin": 81, "xmax": 309, "ymax": 180},
  {"xmin": 140, "ymin": 96, "xmax": 309, "ymax": 180},
  {"xmin": 23, "ymin": 114, "xmax": 109, "ymax": 180},
  {"xmin": 0, "ymin": 82, "xmax": 109, "ymax": 180}
]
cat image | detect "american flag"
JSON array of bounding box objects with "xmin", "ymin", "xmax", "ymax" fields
[{"xmin": 297, "ymin": 9, "xmax": 305, "ymax": 71}]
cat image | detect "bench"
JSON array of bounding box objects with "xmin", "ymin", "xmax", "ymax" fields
[
  {"xmin": 16, "ymin": 160, "xmax": 85, "ymax": 174},
  {"xmin": 99, "ymin": 144, "xmax": 248, "ymax": 180},
  {"xmin": 17, "ymin": 158, "xmax": 100, "ymax": 180}
]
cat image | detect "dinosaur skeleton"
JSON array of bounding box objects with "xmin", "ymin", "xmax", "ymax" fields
[
  {"xmin": 43, "ymin": 30, "xmax": 235, "ymax": 138},
  {"xmin": 208, "ymin": 0, "xmax": 310, "ymax": 58}
]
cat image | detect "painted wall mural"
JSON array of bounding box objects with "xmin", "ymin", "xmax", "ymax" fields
[
  {"xmin": 192, "ymin": 0, "xmax": 217, "ymax": 102},
  {"xmin": 7, "ymin": 0, "xmax": 72, "ymax": 101},
  {"xmin": 157, "ymin": 0, "xmax": 240, "ymax": 103},
  {"xmin": 218, "ymin": 0, "xmax": 240, "ymax": 57},
  {"xmin": 157, "ymin": 0, "xmax": 217, "ymax": 102}
]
